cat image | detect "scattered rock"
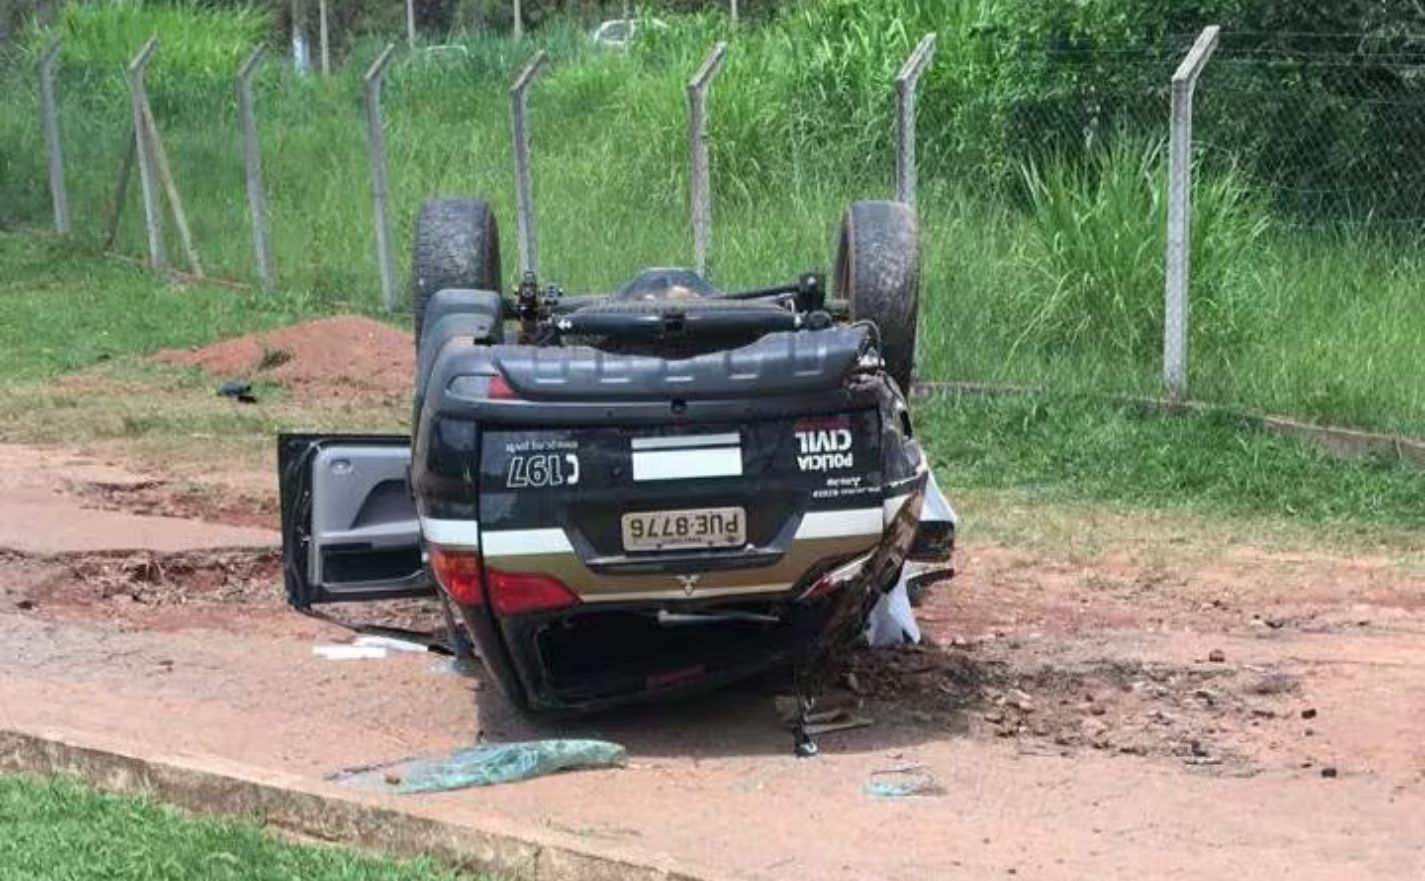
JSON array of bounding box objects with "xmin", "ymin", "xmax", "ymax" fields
[
  {"xmin": 15, "ymin": 599, "xmax": 35, "ymax": 611},
  {"xmin": 1193, "ymin": 688, "xmax": 1219, "ymax": 706},
  {"xmin": 1248, "ymin": 673, "xmax": 1300, "ymax": 696},
  {"xmin": 1301, "ymin": 708, "xmax": 1318, "ymax": 720},
  {"xmin": 383, "ymin": 771, "xmax": 403, "ymax": 786},
  {"xmin": 1008, "ymin": 689, "xmax": 1035, "ymax": 712},
  {"xmin": 1320, "ymin": 766, "xmax": 1338, "ymax": 779},
  {"xmin": 1207, "ymin": 649, "xmax": 1226, "ymax": 663}
]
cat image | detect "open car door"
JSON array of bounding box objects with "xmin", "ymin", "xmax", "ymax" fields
[{"xmin": 278, "ymin": 433, "xmax": 434, "ymax": 608}]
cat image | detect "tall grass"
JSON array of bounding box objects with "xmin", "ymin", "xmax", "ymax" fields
[
  {"xmin": 2, "ymin": 1, "xmax": 1424, "ymax": 437},
  {"xmin": 1016, "ymin": 138, "xmax": 1270, "ymax": 361}
]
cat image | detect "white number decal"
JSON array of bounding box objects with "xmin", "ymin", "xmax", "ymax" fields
[{"xmin": 506, "ymin": 453, "xmax": 580, "ymax": 488}]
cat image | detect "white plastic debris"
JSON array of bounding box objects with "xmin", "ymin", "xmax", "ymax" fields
[
  {"xmin": 865, "ymin": 471, "xmax": 959, "ymax": 647},
  {"xmin": 352, "ymin": 635, "xmax": 429, "ymax": 653},
  {"xmin": 313, "ymin": 644, "xmax": 388, "ymax": 660},
  {"xmin": 921, "ymin": 470, "xmax": 958, "ymax": 528},
  {"xmin": 865, "ymin": 576, "xmax": 921, "ymax": 647}
]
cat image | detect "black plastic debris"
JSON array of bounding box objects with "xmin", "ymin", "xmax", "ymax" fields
[{"xmin": 218, "ymin": 380, "xmax": 258, "ymax": 404}]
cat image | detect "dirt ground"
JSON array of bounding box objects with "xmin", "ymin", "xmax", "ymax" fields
[
  {"xmin": 2, "ymin": 436, "xmax": 1423, "ymax": 880},
  {"xmin": 153, "ymin": 315, "xmax": 415, "ymax": 406},
  {"xmin": 2, "ymin": 319, "xmax": 1422, "ymax": 879}
]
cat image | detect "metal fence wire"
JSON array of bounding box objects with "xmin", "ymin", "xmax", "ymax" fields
[
  {"xmin": 1197, "ymin": 34, "xmax": 1425, "ymax": 228},
  {"xmin": 6, "ymin": 28, "xmax": 1425, "ymax": 421}
]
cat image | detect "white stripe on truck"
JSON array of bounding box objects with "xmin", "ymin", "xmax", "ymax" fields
[
  {"xmin": 482, "ymin": 527, "xmax": 576, "ymax": 556},
  {"xmin": 632, "ymin": 446, "xmax": 743, "ymax": 482},
  {"xmin": 795, "ymin": 507, "xmax": 884, "ymax": 539},
  {"xmin": 421, "ymin": 517, "xmax": 481, "ymax": 547},
  {"xmin": 631, "ymin": 432, "xmax": 740, "ymax": 450}
]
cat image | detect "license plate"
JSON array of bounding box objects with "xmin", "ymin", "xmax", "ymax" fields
[{"xmin": 621, "ymin": 506, "xmax": 746, "ymax": 552}]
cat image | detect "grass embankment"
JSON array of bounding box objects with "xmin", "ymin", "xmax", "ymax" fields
[
  {"xmin": 0, "ymin": 232, "xmax": 405, "ymax": 475},
  {"xmin": 2, "ymin": 232, "xmax": 1422, "ymax": 544},
  {"xmin": 0, "ymin": 773, "xmax": 491, "ymax": 881},
  {"xmin": 0, "ymin": 2, "xmax": 1423, "ymax": 435},
  {"xmin": 0, "ymin": 233, "xmax": 331, "ymax": 382}
]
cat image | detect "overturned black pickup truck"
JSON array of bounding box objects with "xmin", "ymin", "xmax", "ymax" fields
[{"xmin": 279, "ymin": 197, "xmax": 955, "ymax": 752}]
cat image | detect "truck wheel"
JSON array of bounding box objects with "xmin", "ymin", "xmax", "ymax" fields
[
  {"xmin": 411, "ymin": 198, "xmax": 502, "ymax": 350},
  {"xmin": 834, "ymin": 201, "xmax": 920, "ymax": 392}
]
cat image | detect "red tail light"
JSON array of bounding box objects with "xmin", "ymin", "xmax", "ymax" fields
[
  {"xmin": 488, "ymin": 373, "xmax": 519, "ymax": 400},
  {"xmin": 429, "ymin": 546, "xmax": 484, "ymax": 606},
  {"xmin": 802, "ymin": 553, "xmax": 871, "ymax": 600},
  {"xmin": 487, "ymin": 567, "xmax": 579, "ymax": 617},
  {"xmin": 430, "ymin": 547, "xmax": 578, "ymax": 616}
]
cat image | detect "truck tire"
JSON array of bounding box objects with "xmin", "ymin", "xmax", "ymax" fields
[
  {"xmin": 411, "ymin": 198, "xmax": 502, "ymax": 350},
  {"xmin": 833, "ymin": 201, "xmax": 920, "ymax": 392}
]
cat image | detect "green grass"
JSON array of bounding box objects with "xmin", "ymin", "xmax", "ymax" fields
[
  {"xmin": 0, "ymin": 233, "xmax": 348, "ymax": 382},
  {"xmin": 919, "ymin": 392, "xmax": 1425, "ymax": 535},
  {"xmin": 0, "ymin": 229, "xmax": 1420, "ymax": 541},
  {"xmin": 3, "ymin": 3, "xmax": 1422, "ymax": 436},
  {"xmin": 4, "ymin": 2, "xmax": 1425, "ymax": 432},
  {"xmin": 0, "ymin": 773, "xmax": 491, "ymax": 881}
]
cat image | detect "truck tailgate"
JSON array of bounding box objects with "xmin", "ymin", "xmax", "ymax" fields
[{"xmin": 474, "ymin": 411, "xmax": 887, "ymax": 602}]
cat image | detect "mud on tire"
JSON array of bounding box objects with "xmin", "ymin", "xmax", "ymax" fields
[
  {"xmin": 411, "ymin": 198, "xmax": 502, "ymax": 349},
  {"xmin": 834, "ymin": 201, "xmax": 920, "ymax": 392}
]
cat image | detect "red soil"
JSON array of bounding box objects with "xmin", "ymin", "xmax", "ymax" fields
[{"xmin": 154, "ymin": 315, "xmax": 414, "ymax": 404}]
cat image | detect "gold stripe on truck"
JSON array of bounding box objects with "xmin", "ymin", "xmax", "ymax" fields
[{"xmin": 485, "ymin": 534, "xmax": 878, "ymax": 602}]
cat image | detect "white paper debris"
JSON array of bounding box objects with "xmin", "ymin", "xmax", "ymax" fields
[
  {"xmin": 865, "ymin": 576, "xmax": 921, "ymax": 647},
  {"xmin": 313, "ymin": 644, "xmax": 388, "ymax": 660},
  {"xmin": 352, "ymin": 635, "xmax": 429, "ymax": 653}
]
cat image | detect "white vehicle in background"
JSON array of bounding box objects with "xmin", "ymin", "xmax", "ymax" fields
[{"xmin": 591, "ymin": 17, "xmax": 667, "ymax": 50}]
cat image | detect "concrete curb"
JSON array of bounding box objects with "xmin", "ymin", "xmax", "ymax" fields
[
  {"xmin": 912, "ymin": 381, "xmax": 1425, "ymax": 471},
  {"xmin": 0, "ymin": 725, "xmax": 731, "ymax": 881}
]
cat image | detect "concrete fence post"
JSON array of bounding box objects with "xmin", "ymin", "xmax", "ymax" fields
[
  {"xmin": 364, "ymin": 42, "xmax": 400, "ymax": 312},
  {"xmin": 730, "ymin": 0, "xmax": 739, "ymax": 26},
  {"xmin": 687, "ymin": 42, "xmax": 728, "ymax": 278},
  {"xmin": 237, "ymin": 46, "xmax": 275, "ymax": 291},
  {"xmin": 318, "ymin": 0, "xmax": 330, "ymax": 74},
  {"xmin": 513, "ymin": 0, "xmax": 523, "ymax": 39},
  {"xmin": 895, "ymin": 33, "xmax": 936, "ymax": 207},
  {"xmin": 511, "ymin": 50, "xmax": 546, "ymax": 277},
  {"xmin": 39, "ymin": 38, "xmax": 69, "ymax": 235},
  {"xmin": 290, "ymin": 0, "xmax": 310, "ymax": 74},
  {"xmin": 137, "ymin": 93, "xmax": 203, "ymax": 276},
  {"xmin": 127, "ymin": 37, "xmax": 165, "ymax": 269},
  {"xmin": 405, "ymin": 0, "xmax": 416, "ymax": 50},
  {"xmin": 1163, "ymin": 25, "xmax": 1221, "ymax": 402}
]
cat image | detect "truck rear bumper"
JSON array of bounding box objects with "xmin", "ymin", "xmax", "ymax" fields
[{"xmin": 463, "ymin": 590, "xmax": 842, "ymax": 715}]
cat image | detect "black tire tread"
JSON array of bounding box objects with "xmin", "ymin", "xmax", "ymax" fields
[
  {"xmin": 411, "ymin": 198, "xmax": 501, "ymax": 349},
  {"xmin": 834, "ymin": 201, "xmax": 920, "ymax": 391}
]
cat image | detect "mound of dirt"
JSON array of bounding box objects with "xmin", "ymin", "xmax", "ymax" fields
[{"xmin": 155, "ymin": 316, "xmax": 414, "ymax": 404}]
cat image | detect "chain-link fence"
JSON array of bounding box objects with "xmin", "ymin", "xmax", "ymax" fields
[
  {"xmin": 1199, "ymin": 33, "xmax": 1425, "ymax": 227},
  {"xmin": 908, "ymin": 32, "xmax": 1425, "ymax": 434},
  {"xmin": 3, "ymin": 24, "xmax": 1424, "ymax": 434}
]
